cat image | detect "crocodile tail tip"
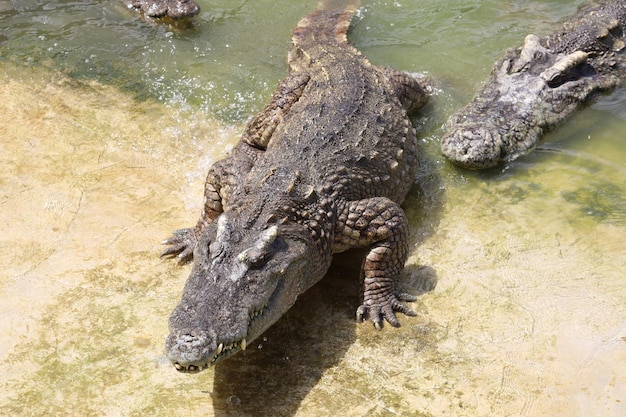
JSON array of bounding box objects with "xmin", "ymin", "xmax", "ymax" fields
[{"xmin": 294, "ymin": 1, "xmax": 361, "ymax": 47}]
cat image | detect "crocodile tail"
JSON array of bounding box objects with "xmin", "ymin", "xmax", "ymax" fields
[{"xmin": 292, "ymin": 1, "xmax": 361, "ymax": 48}]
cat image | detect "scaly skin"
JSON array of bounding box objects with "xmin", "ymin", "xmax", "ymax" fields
[
  {"xmin": 121, "ymin": 0, "xmax": 200, "ymax": 20},
  {"xmin": 161, "ymin": 3, "xmax": 429, "ymax": 372},
  {"xmin": 442, "ymin": 0, "xmax": 626, "ymax": 169}
]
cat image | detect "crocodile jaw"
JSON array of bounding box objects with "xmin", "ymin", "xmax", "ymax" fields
[{"xmin": 165, "ymin": 231, "xmax": 310, "ymax": 372}]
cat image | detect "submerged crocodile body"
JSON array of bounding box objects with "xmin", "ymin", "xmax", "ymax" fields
[
  {"xmin": 161, "ymin": 4, "xmax": 428, "ymax": 372},
  {"xmin": 121, "ymin": 0, "xmax": 200, "ymax": 20},
  {"xmin": 441, "ymin": 0, "xmax": 626, "ymax": 169}
]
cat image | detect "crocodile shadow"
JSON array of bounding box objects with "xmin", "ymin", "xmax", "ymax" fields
[{"xmin": 210, "ymin": 255, "xmax": 359, "ymax": 417}]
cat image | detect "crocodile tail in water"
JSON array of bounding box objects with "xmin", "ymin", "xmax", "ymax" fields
[{"xmin": 292, "ymin": 1, "xmax": 361, "ymax": 48}]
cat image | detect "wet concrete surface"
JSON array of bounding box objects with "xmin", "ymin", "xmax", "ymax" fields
[{"xmin": 1, "ymin": 61, "xmax": 624, "ymax": 416}]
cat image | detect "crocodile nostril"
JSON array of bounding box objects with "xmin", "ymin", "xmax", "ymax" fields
[{"xmin": 165, "ymin": 328, "xmax": 216, "ymax": 372}]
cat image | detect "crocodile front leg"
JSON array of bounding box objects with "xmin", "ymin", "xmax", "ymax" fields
[
  {"xmin": 336, "ymin": 197, "xmax": 417, "ymax": 329},
  {"xmin": 161, "ymin": 141, "xmax": 261, "ymax": 263},
  {"xmin": 162, "ymin": 71, "xmax": 311, "ymax": 263}
]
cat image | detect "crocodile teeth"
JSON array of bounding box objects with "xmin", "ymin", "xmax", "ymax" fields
[
  {"xmin": 216, "ymin": 343, "xmax": 224, "ymax": 356},
  {"xmin": 240, "ymin": 338, "xmax": 247, "ymax": 351}
]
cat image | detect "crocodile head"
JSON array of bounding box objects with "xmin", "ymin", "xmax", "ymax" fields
[
  {"xmin": 441, "ymin": 34, "xmax": 615, "ymax": 169},
  {"xmin": 125, "ymin": 0, "xmax": 200, "ymax": 20},
  {"xmin": 165, "ymin": 214, "xmax": 312, "ymax": 372}
]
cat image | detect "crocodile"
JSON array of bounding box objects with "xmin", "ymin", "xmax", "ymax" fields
[
  {"xmin": 121, "ymin": 0, "xmax": 200, "ymax": 20},
  {"xmin": 161, "ymin": 3, "xmax": 429, "ymax": 372},
  {"xmin": 441, "ymin": 0, "xmax": 626, "ymax": 169}
]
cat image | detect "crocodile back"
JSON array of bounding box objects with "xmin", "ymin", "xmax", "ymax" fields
[{"xmin": 256, "ymin": 6, "xmax": 418, "ymax": 204}]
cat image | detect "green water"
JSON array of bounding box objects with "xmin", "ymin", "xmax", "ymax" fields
[{"xmin": 1, "ymin": 1, "xmax": 625, "ymax": 416}]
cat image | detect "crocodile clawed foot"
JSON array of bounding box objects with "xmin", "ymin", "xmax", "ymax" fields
[
  {"xmin": 356, "ymin": 292, "xmax": 417, "ymax": 330},
  {"xmin": 161, "ymin": 227, "xmax": 198, "ymax": 264}
]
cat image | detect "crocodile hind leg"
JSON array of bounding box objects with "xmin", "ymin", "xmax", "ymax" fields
[
  {"xmin": 336, "ymin": 197, "xmax": 417, "ymax": 329},
  {"xmin": 242, "ymin": 71, "xmax": 310, "ymax": 149},
  {"xmin": 161, "ymin": 141, "xmax": 261, "ymax": 263},
  {"xmin": 381, "ymin": 67, "xmax": 429, "ymax": 113}
]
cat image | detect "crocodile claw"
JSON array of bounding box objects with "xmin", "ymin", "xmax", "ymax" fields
[
  {"xmin": 161, "ymin": 227, "xmax": 198, "ymax": 264},
  {"xmin": 356, "ymin": 292, "xmax": 417, "ymax": 330}
]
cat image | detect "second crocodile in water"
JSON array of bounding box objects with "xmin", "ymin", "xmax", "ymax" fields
[
  {"xmin": 442, "ymin": 0, "xmax": 626, "ymax": 169},
  {"xmin": 121, "ymin": 0, "xmax": 200, "ymax": 20},
  {"xmin": 161, "ymin": 4, "xmax": 429, "ymax": 372}
]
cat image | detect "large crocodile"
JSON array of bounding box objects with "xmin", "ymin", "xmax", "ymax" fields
[
  {"xmin": 441, "ymin": 0, "xmax": 626, "ymax": 169},
  {"xmin": 161, "ymin": 3, "xmax": 429, "ymax": 372},
  {"xmin": 121, "ymin": 0, "xmax": 200, "ymax": 20}
]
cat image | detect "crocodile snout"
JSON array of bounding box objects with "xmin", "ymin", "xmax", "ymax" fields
[
  {"xmin": 165, "ymin": 328, "xmax": 216, "ymax": 373},
  {"xmin": 441, "ymin": 126, "xmax": 502, "ymax": 170}
]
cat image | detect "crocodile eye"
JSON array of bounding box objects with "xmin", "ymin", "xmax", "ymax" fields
[
  {"xmin": 243, "ymin": 246, "xmax": 274, "ymax": 269},
  {"xmin": 237, "ymin": 226, "xmax": 285, "ymax": 269},
  {"xmin": 540, "ymin": 50, "xmax": 591, "ymax": 88}
]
